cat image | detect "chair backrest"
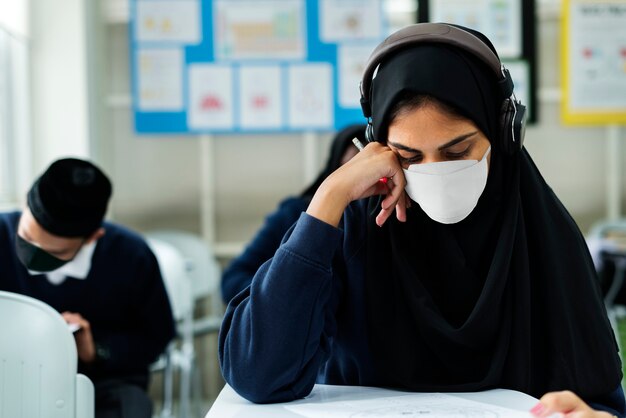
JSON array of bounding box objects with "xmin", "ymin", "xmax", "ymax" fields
[
  {"xmin": 144, "ymin": 230, "xmax": 221, "ymax": 302},
  {"xmin": 146, "ymin": 237, "xmax": 194, "ymax": 322},
  {"xmin": 0, "ymin": 290, "xmax": 93, "ymax": 418},
  {"xmin": 588, "ymin": 219, "xmax": 626, "ymax": 251}
]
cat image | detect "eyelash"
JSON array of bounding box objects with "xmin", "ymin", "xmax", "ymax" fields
[{"xmin": 398, "ymin": 146, "xmax": 472, "ymax": 164}]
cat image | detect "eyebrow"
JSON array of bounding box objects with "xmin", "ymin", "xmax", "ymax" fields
[{"xmin": 388, "ymin": 131, "xmax": 478, "ymax": 153}]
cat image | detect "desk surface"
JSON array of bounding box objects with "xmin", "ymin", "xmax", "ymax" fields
[{"xmin": 206, "ymin": 384, "xmax": 538, "ymax": 417}]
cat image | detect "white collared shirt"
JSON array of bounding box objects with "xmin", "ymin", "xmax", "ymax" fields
[{"xmin": 29, "ymin": 241, "xmax": 97, "ymax": 285}]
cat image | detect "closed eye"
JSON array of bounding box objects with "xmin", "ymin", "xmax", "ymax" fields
[{"xmin": 444, "ymin": 145, "xmax": 472, "ymax": 159}]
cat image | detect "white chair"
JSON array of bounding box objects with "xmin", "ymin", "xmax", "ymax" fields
[
  {"xmin": 586, "ymin": 219, "xmax": 626, "ymax": 366},
  {"xmin": 146, "ymin": 238, "xmax": 195, "ymax": 418},
  {"xmin": 0, "ymin": 290, "xmax": 95, "ymax": 418},
  {"xmin": 145, "ymin": 231, "xmax": 223, "ymax": 418}
]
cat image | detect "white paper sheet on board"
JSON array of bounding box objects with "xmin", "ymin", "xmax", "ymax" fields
[
  {"xmin": 338, "ymin": 43, "xmax": 377, "ymax": 108},
  {"xmin": 213, "ymin": 0, "xmax": 305, "ymax": 60},
  {"xmin": 188, "ymin": 64, "xmax": 234, "ymax": 130},
  {"xmin": 319, "ymin": 0, "xmax": 382, "ymax": 42},
  {"xmin": 239, "ymin": 65, "xmax": 283, "ymax": 129},
  {"xmin": 430, "ymin": 0, "xmax": 522, "ymax": 58},
  {"xmin": 568, "ymin": 2, "xmax": 626, "ymax": 110},
  {"xmin": 136, "ymin": 48, "xmax": 184, "ymax": 111},
  {"xmin": 136, "ymin": 0, "xmax": 201, "ymax": 44},
  {"xmin": 288, "ymin": 63, "xmax": 333, "ymax": 129}
]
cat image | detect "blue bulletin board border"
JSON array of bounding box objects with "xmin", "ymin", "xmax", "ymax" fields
[{"xmin": 130, "ymin": 0, "xmax": 387, "ymax": 135}]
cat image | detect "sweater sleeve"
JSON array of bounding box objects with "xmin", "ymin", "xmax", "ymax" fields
[
  {"xmin": 87, "ymin": 245, "xmax": 176, "ymax": 378},
  {"xmin": 219, "ymin": 212, "xmax": 342, "ymax": 403},
  {"xmin": 587, "ymin": 385, "xmax": 626, "ymax": 418},
  {"xmin": 221, "ymin": 197, "xmax": 309, "ymax": 304}
]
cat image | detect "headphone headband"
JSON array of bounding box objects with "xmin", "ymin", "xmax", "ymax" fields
[{"xmin": 359, "ymin": 23, "xmax": 509, "ymax": 118}]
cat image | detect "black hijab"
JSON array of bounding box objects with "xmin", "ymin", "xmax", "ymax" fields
[{"xmin": 363, "ymin": 25, "xmax": 621, "ymax": 399}]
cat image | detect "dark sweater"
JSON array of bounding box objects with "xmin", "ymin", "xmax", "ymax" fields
[
  {"xmin": 0, "ymin": 211, "xmax": 176, "ymax": 387},
  {"xmin": 218, "ymin": 208, "xmax": 625, "ymax": 415},
  {"xmin": 221, "ymin": 196, "xmax": 310, "ymax": 304}
]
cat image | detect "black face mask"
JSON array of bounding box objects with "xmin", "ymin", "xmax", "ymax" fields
[{"xmin": 15, "ymin": 235, "xmax": 72, "ymax": 273}]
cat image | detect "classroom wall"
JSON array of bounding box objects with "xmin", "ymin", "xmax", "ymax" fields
[{"xmin": 94, "ymin": 1, "xmax": 626, "ymax": 251}]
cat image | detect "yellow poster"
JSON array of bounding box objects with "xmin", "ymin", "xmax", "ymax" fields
[{"xmin": 561, "ymin": 0, "xmax": 626, "ymax": 124}]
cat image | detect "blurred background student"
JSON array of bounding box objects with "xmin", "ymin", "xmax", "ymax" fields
[
  {"xmin": 221, "ymin": 124, "xmax": 367, "ymax": 304},
  {"xmin": 0, "ymin": 158, "xmax": 175, "ymax": 418}
]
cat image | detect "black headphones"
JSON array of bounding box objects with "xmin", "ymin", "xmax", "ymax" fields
[{"xmin": 359, "ymin": 23, "xmax": 526, "ymax": 155}]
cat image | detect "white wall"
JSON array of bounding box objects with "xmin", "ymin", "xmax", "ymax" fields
[
  {"xmin": 0, "ymin": 0, "xmax": 29, "ymax": 38},
  {"xmin": 30, "ymin": 0, "xmax": 90, "ymax": 174}
]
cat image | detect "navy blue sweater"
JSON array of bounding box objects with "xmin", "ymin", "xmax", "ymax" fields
[
  {"xmin": 221, "ymin": 196, "xmax": 310, "ymax": 304},
  {"xmin": 0, "ymin": 211, "xmax": 176, "ymax": 387},
  {"xmin": 219, "ymin": 208, "xmax": 625, "ymax": 415}
]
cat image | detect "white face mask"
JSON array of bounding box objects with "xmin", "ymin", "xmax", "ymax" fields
[{"xmin": 402, "ymin": 146, "xmax": 491, "ymax": 224}]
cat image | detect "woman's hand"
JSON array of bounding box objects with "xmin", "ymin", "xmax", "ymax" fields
[
  {"xmin": 307, "ymin": 142, "xmax": 408, "ymax": 227},
  {"xmin": 530, "ymin": 391, "xmax": 616, "ymax": 417}
]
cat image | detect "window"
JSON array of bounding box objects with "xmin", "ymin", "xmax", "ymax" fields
[{"xmin": 0, "ymin": 24, "xmax": 31, "ymax": 206}]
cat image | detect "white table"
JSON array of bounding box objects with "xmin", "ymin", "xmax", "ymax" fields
[{"xmin": 206, "ymin": 384, "xmax": 539, "ymax": 417}]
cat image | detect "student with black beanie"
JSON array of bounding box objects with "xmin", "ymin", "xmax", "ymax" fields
[
  {"xmin": 0, "ymin": 158, "xmax": 176, "ymax": 418},
  {"xmin": 219, "ymin": 23, "xmax": 624, "ymax": 416}
]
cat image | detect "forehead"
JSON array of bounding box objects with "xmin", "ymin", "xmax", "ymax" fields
[{"xmin": 387, "ymin": 104, "xmax": 481, "ymax": 148}]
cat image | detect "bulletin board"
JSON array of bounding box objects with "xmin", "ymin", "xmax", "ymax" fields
[
  {"xmin": 129, "ymin": 0, "xmax": 387, "ymax": 134},
  {"xmin": 418, "ymin": 0, "xmax": 538, "ymax": 123},
  {"xmin": 561, "ymin": 0, "xmax": 626, "ymax": 125}
]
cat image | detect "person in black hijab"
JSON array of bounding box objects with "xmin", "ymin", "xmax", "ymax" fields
[
  {"xmin": 218, "ymin": 23, "xmax": 624, "ymax": 416},
  {"xmin": 220, "ymin": 123, "xmax": 366, "ymax": 303}
]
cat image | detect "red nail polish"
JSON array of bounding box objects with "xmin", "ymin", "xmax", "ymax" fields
[{"xmin": 530, "ymin": 403, "xmax": 545, "ymax": 415}]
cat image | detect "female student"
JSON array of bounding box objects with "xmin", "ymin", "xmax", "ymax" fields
[{"xmin": 218, "ymin": 23, "xmax": 624, "ymax": 416}]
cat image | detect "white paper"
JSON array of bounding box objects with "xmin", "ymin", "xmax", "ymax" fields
[
  {"xmin": 430, "ymin": 0, "xmax": 522, "ymax": 58},
  {"xmin": 568, "ymin": 2, "xmax": 626, "ymax": 110},
  {"xmin": 338, "ymin": 43, "xmax": 377, "ymax": 108},
  {"xmin": 288, "ymin": 63, "xmax": 333, "ymax": 128},
  {"xmin": 67, "ymin": 323, "xmax": 80, "ymax": 333},
  {"xmin": 187, "ymin": 64, "xmax": 234, "ymax": 130},
  {"xmin": 136, "ymin": 0, "xmax": 201, "ymax": 44},
  {"xmin": 319, "ymin": 0, "xmax": 382, "ymax": 42},
  {"xmin": 136, "ymin": 48, "xmax": 184, "ymax": 111},
  {"xmin": 239, "ymin": 65, "xmax": 283, "ymax": 129},
  {"xmin": 285, "ymin": 392, "xmax": 530, "ymax": 418},
  {"xmin": 213, "ymin": 0, "xmax": 305, "ymax": 60}
]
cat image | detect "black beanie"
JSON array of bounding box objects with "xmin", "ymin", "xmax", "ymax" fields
[{"xmin": 27, "ymin": 158, "xmax": 113, "ymax": 237}]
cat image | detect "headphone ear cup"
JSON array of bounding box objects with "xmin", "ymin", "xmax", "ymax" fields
[
  {"xmin": 499, "ymin": 98, "xmax": 526, "ymax": 155},
  {"xmin": 499, "ymin": 99, "xmax": 515, "ymax": 155},
  {"xmin": 365, "ymin": 122, "xmax": 374, "ymax": 143}
]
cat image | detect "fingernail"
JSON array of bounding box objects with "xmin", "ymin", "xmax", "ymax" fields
[{"xmin": 530, "ymin": 402, "xmax": 545, "ymax": 416}]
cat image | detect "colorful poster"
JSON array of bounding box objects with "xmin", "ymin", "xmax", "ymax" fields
[
  {"xmin": 136, "ymin": 48, "xmax": 183, "ymax": 111},
  {"xmin": 562, "ymin": 0, "xmax": 626, "ymax": 124},
  {"xmin": 239, "ymin": 65, "xmax": 283, "ymax": 129},
  {"xmin": 136, "ymin": 0, "xmax": 201, "ymax": 44},
  {"xmin": 213, "ymin": 0, "xmax": 305, "ymax": 61},
  {"xmin": 130, "ymin": 0, "xmax": 387, "ymax": 134},
  {"xmin": 319, "ymin": 0, "xmax": 382, "ymax": 42},
  {"xmin": 187, "ymin": 64, "xmax": 234, "ymax": 130},
  {"xmin": 430, "ymin": 0, "xmax": 522, "ymax": 58},
  {"xmin": 288, "ymin": 63, "xmax": 333, "ymax": 128},
  {"xmin": 338, "ymin": 43, "xmax": 377, "ymax": 108}
]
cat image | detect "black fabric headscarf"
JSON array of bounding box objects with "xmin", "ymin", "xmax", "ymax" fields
[
  {"xmin": 301, "ymin": 123, "xmax": 367, "ymax": 198},
  {"xmin": 364, "ymin": 25, "xmax": 621, "ymax": 399}
]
